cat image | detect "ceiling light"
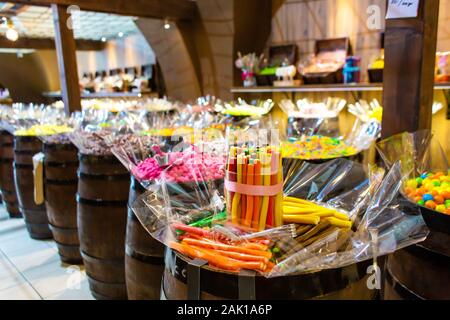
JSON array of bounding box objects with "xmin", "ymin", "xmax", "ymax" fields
[
  {"xmin": 6, "ymin": 28, "xmax": 19, "ymax": 42},
  {"xmin": 101, "ymin": 37, "xmax": 106, "ymax": 42},
  {"xmin": 163, "ymin": 19, "xmax": 170, "ymax": 30},
  {"xmin": 118, "ymin": 32, "xmax": 124, "ymax": 37}
]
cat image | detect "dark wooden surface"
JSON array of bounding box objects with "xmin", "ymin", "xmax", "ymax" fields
[
  {"xmin": 52, "ymin": 4, "xmax": 81, "ymax": 115},
  {"xmin": 0, "ymin": 37, "xmax": 106, "ymax": 51},
  {"xmin": 381, "ymin": 0, "xmax": 440, "ymax": 137},
  {"xmin": 10, "ymin": 0, "xmax": 197, "ymax": 20}
]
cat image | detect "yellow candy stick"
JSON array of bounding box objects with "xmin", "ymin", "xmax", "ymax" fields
[
  {"xmin": 231, "ymin": 154, "xmax": 243, "ymax": 224},
  {"xmin": 323, "ymin": 217, "xmax": 352, "ymax": 228},
  {"xmin": 283, "ymin": 214, "xmax": 320, "ymax": 225},
  {"xmin": 282, "ymin": 206, "xmax": 319, "ymax": 214},
  {"xmin": 283, "ymin": 196, "xmax": 312, "ymax": 205}
]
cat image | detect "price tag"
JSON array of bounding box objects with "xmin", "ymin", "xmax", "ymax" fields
[{"xmin": 386, "ymin": 0, "xmax": 420, "ymax": 19}]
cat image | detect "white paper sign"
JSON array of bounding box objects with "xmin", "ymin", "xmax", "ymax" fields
[{"xmin": 386, "ymin": 0, "xmax": 420, "ymax": 19}]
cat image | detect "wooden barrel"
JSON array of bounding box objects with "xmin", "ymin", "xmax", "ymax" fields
[
  {"xmin": 0, "ymin": 131, "xmax": 20, "ymax": 218},
  {"xmin": 161, "ymin": 249, "xmax": 378, "ymax": 300},
  {"xmin": 13, "ymin": 136, "xmax": 51, "ymax": 239},
  {"xmin": 77, "ymin": 153, "xmax": 130, "ymax": 300},
  {"xmin": 383, "ymin": 230, "xmax": 450, "ymax": 300},
  {"xmin": 125, "ymin": 176, "xmax": 165, "ymax": 300},
  {"xmin": 43, "ymin": 142, "xmax": 82, "ymax": 264}
]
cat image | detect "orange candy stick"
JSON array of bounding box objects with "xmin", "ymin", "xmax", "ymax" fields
[{"xmin": 252, "ymin": 159, "xmax": 262, "ymax": 229}]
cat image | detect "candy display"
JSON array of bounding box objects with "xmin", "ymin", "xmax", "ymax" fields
[
  {"xmin": 133, "ymin": 158, "xmax": 428, "ymax": 277},
  {"xmin": 40, "ymin": 132, "xmax": 73, "ymax": 145},
  {"xmin": 225, "ymin": 146, "xmax": 283, "ymax": 231},
  {"xmin": 132, "ymin": 151, "xmax": 225, "ymax": 183},
  {"xmin": 221, "ymin": 99, "xmax": 274, "ymax": 117},
  {"xmin": 282, "ymin": 136, "xmax": 358, "ymax": 160},
  {"xmin": 14, "ymin": 124, "xmax": 73, "ymax": 136},
  {"xmin": 377, "ymin": 130, "xmax": 450, "ymax": 234},
  {"xmin": 280, "ymin": 98, "xmax": 347, "ymax": 119},
  {"xmin": 404, "ymin": 172, "xmax": 450, "ymax": 215}
]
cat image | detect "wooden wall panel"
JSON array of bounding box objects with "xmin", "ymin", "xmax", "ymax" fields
[
  {"xmin": 197, "ymin": 0, "xmax": 234, "ymax": 100},
  {"xmin": 196, "ymin": 0, "xmax": 272, "ymax": 100},
  {"xmin": 271, "ymin": 0, "xmax": 386, "ymax": 82},
  {"xmin": 0, "ymin": 51, "xmax": 56, "ymax": 103},
  {"xmin": 135, "ymin": 18, "xmax": 202, "ymax": 101},
  {"xmin": 271, "ymin": 0, "xmax": 450, "ymax": 81}
]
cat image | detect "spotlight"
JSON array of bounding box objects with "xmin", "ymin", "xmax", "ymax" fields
[
  {"xmin": 163, "ymin": 19, "xmax": 170, "ymax": 30},
  {"xmin": 118, "ymin": 32, "xmax": 124, "ymax": 37},
  {"xmin": 6, "ymin": 28, "xmax": 19, "ymax": 42},
  {"xmin": 101, "ymin": 37, "xmax": 106, "ymax": 42}
]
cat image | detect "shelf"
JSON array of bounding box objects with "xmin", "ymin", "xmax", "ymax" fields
[
  {"xmin": 43, "ymin": 91, "xmax": 155, "ymax": 99},
  {"xmin": 231, "ymin": 82, "xmax": 450, "ymax": 93}
]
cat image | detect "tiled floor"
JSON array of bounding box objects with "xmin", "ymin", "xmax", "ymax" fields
[{"xmin": 0, "ymin": 205, "xmax": 94, "ymax": 300}]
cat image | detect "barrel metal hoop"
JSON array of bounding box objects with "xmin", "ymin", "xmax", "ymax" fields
[
  {"xmin": 385, "ymin": 267, "xmax": 424, "ymax": 300},
  {"xmin": 166, "ymin": 248, "xmax": 372, "ymax": 299},
  {"xmin": 48, "ymin": 223, "xmax": 78, "ymax": 233},
  {"xmin": 76, "ymin": 194, "xmax": 128, "ymax": 207},
  {"xmin": 13, "ymin": 163, "xmax": 33, "ymax": 169},
  {"xmin": 77, "ymin": 171, "xmax": 130, "ymax": 181},
  {"xmin": 406, "ymin": 242, "xmax": 450, "ymax": 262},
  {"xmin": 43, "ymin": 143, "xmax": 76, "ymax": 151},
  {"xmin": 44, "ymin": 161, "xmax": 79, "ymax": 167},
  {"xmin": 14, "ymin": 150, "xmax": 41, "ymax": 155},
  {"xmin": 125, "ymin": 245, "xmax": 165, "ymax": 265},
  {"xmin": 78, "ymin": 154, "xmax": 117, "ymax": 164},
  {"xmin": 0, "ymin": 143, "xmax": 13, "ymax": 147},
  {"xmin": 45, "ymin": 178, "xmax": 78, "ymax": 185},
  {"xmin": 0, "ymin": 158, "xmax": 13, "ymax": 163}
]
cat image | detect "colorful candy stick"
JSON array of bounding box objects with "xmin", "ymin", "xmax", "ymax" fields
[
  {"xmin": 231, "ymin": 155, "xmax": 243, "ymax": 224},
  {"xmin": 241, "ymin": 155, "xmax": 248, "ymax": 222},
  {"xmin": 258, "ymin": 152, "xmax": 272, "ymax": 231},
  {"xmin": 252, "ymin": 159, "xmax": 262, "ymax": 229},
  {"xmin": 274, "ymin": 151, "xmax": 283, "ymax": 227},
  {"xmin": 244, "ymin": 162, "xmax": 254, "ymax": 227}
]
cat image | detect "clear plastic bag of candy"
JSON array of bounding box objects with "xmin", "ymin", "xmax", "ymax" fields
[
  {"xmin": 0, "ymin": 103, "xmax": 72, "ymax": 137},
  {"xmin": 376, "ymin": 130, "xmax": 450, "ymax": 218},
  {"xmin": 131, "ymin": 153, "xmax": 428, "ymax": 276},
  {"xmin": 280, "ymin": 98, "xmax": 382, "ymax": 161}
]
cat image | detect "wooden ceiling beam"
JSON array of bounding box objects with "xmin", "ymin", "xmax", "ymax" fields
[
  {"xmin": 7, "ymin": 0, "xmax": 197, "ymax": 20},
  {"xmin": 0, "ymin": 37, "xmax": 106, "ymax": 50}
]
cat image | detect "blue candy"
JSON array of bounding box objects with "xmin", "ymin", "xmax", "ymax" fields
[
  {"xmin": 422, "ymin": 193, "xmax": 433, "ymax": 202},
  {"xmin": 420, "ymin": 173, "xmax": 428, "ymax": 179}
]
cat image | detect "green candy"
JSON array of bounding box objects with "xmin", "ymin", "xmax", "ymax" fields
[
  {"xmin": 417, "ymin": 200, "xmax": 425, "ymax": 206},
  {"xmin": 415, "ymin": 177, "xmax": 423, "ymax": 186}
]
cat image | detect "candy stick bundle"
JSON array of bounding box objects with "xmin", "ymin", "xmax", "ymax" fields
[{"xmin": 225, "ymin": 146, "xmax": 283, "ymax": 230}]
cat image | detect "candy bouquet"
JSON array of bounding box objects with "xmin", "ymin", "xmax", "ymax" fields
[
  {"xmin": 131, "ymin": 143, "xmax": 428, "ymax": 276},
  {"xmin": 235, "ymin": 52, "xmax": 263, "ymax": 87},
  {"xmin": 376, "ymin": 130, "xmax": 450, "ymax": 233}
]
